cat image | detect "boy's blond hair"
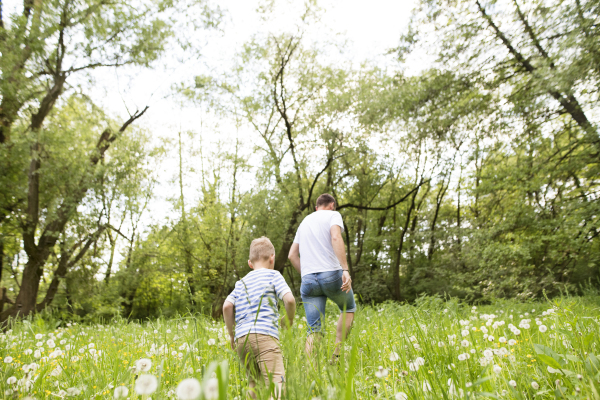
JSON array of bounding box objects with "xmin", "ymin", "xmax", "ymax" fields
[{"xmin": 249, "ymin": 236, "xmax": 275, "ymax": 263}]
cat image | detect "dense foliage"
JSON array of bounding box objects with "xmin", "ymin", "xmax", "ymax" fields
[{"xmin": 1, "ymin": 0, "xmax": 599, "ymax": 320}]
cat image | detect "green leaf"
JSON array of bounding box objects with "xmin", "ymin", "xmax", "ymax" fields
[
  {"xmin": 473, "ymin": 376, "xmax": 493, "ymax": 387},
  {"xmin": 474, "ymin": 392, "xmax": 499, "ymax": 399},
  {"xmin": 533, "ymin": 343, "xmax": 566, "ymax": 367},
  {"xmin": 537, "ymin": 354, "xmax": 562, "ymax": 369}
]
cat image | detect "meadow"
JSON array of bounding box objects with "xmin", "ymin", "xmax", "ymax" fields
[{"xmin": 1, "ymin": 295, "xmax": 599, "ymax": 399}]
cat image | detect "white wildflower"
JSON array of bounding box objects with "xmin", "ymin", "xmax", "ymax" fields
[
  {"xmin": 204, "ymin": 378, "xmax": 219, "ymax": 400},
  {"xmin": 389, "ymin": 352, "xmax": 399, "ymax": 362},
  {"xmin": 176, "ymin": 378, "xmax": 201, "ymax": 400},
  {"xmin": 531, "ymin": 381, "xmax": 539, "ymax": 390},
  {"xmin": 135, "ymin": 374, "xmax": 158, "ymax": 395},
  {"xmin": 114, "ymin": 386, "xmax": 129, "ymax": 399},
  {"xmin": 375, "ymin": 366, "xmax": 389, "ymax": 378},
  {"xmin": 136, "ymin": 358, "xmax": 152, "ymax": 372},
  {"xmin": 395, "ymin": 392, "xmax": 408, "ymax": 400}
]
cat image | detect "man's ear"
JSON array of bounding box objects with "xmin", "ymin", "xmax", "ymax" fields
[{"xmin": 248, "ymin": 260, "xmax": 254, "ymax": 270}]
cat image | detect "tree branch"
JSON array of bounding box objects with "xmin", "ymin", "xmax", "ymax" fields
[{"xmin": 337, "ymin": 179, "xmax": 429, "ymax": 211}]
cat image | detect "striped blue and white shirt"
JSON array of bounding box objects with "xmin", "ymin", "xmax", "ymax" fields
[{"xmin": 225, "ymin": 269, "xmax": 292, "ymax": 340}]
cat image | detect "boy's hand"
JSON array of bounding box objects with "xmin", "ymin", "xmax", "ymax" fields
[
  {"xmin": 230, "ymin": 336, "xmax": 236, "ymax": 351},
  {"xmin": 280, "ymin": 316, "xmax": 293, "ymax": 330},
  {"xmin": 341, "ymin": 270, "xmax": 352, "ymax": 293}
]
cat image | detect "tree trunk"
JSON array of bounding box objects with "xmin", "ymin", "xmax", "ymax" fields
[
  {"xmin": 391, "ymin": 189, "xmax": 419, "ymax": 301},
  {"xmin": 274, "ymin": 207, "xmax": 304, "ymax": 272}
]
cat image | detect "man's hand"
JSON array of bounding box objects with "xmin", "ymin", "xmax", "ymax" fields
[
  {"xmin": 230, "ymin": 336, "xmax": 236, "ymax": 351},
  {"xmin": 341, "ymin": 270, "xmax": 352, "ymax": 293}
]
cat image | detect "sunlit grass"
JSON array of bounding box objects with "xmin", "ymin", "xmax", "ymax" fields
[{"xmin": 1, "ymin": 295, "xmax": 599, "ymax": 399}]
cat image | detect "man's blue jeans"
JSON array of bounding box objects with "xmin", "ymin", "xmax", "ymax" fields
[{"xmin": 300, "ymin": 270, "xmax": 356, "ymax": 335}]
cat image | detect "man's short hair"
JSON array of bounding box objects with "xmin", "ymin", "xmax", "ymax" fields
[
  {"xmin": 316, "ymin": 193, "xmax": 336, "ymax": 209},
  {"xmin": 249, "ymin": 236, "xmax": 275, "ymax": 263}
]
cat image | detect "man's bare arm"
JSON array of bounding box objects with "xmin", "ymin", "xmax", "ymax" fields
[
  {"xmin": 288, "ymin": 243, "xmax": 301, "ymax": 275},
  {"xmin": 331, "ymin": 225, "xmax": 352, "ymax": 293}
]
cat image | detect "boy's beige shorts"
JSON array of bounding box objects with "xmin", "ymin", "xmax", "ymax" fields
[{"xmin": 236, "ymin": 333, "xmax": 285, "ymax": 385}]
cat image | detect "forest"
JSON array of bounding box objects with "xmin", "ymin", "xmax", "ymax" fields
[{"xmin": 1, "ymin": 0, "xmax": 599, "ymax": 323}]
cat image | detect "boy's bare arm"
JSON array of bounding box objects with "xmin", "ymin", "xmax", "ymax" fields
[
  {"xmin": 223, "ymin": 301, "xmax": 236, "ymax": 349},
  {"xmin": 281, "ymin": 292, "xmax": 296, "ymax": 329}
]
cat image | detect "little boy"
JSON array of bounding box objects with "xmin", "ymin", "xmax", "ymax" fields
[{"xmin": 223, "ymin": 237, "xmax": 296, "ymax": 399}]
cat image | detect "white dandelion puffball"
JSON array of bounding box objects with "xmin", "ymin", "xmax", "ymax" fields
[
  {"xmin": 531, "ymin": 381, "xmax": 539, "ymax": 390},
  {"xmin": 493, "ymin": 365, "xmax": 502, "ymax": 374},
  {"xmin": 166, "ymin": 329, "xmax": 172, "ymax": 334},
  {"xmin": 207, "ymin": 339, "xmax": 216, "ymax": 346},
  {"xmin": 114, "ymin": 386, "xmax": 129, "ymax": 399},
  {"xmin": 34, "ymin": 350, "xmax": 41, "ymax": 359},
  {"xmin": 415, "ymin": 357, "xmax": 425, "ymax": 366},
  {"xmin": 389, "ymin": 352, "xmax": 400, "ymax": 362},
  {"xmin": 4, "ymin": 356, "xmax": 13, "ymax": 363},
  {"xmin": 375, "ymin": 366, "xmax": 389, "ymax": 378},
  {"xmin": 136, "ymin": 358, "xmax": 152, "ymax": 372},
  {"xmin": 204, "ymin": 377, "xmax": 219, "ymax": 400},
  {"xmin": 487, "ymin": 335, "xmax": 495, "ymax": 342},
  {"xmin": 508, "ymin": 339, "xmax": 516, "ymax": 346},
  {"xmin": 423, "ymin": 381, "xmax": 432, "ymax": 392},
  {"xmin": 6, "ymin": 376, "xmax": 16, "ymax": 385},
  {"xmin": 176, "ymin": 378, "xmax": 201, "ymax": 400},
  {"xmin": 499, "ymin": 337, "xmax": 506, "ymax": 343},
  {"xmin": 461, "ymin": 340, "xmax": 469, "ymax": 347},
  {"xmin": 395, "ymin": 392, "xmax": 408, "ymax": 400},
  {"xmin": 458, "ymin": 353, "xmax": 470, "ymax": 361},
  {"xmin": 35, "ymin": 334, "xmax": 43, "ymax": 340},
  {"xmin": 67, "ymin": 387, "xmax": 81, "ymax": 396},
  {"xmin": 135, "ymin": 374, "xmax": 158, "ymax": 395},
  {"xmin": 508, "ymin": 380, "xmax": 517, "ymax": 388},
  {"xmin": 438, "ymin": 341, "xmax": 445, "ymax": 347},
  {"xmin": 408, "ymin": 362, "xmax": 418, "ymax": 371},
  {"xmin": 539, "ymin": 325, "xmax": 547, "ymax": 333},
  {"xmin": 461, "ymin": 329, "xmax": 469, "ymax": 337},
  {"xmin": 483, "ymin": 349, "xmax": 493, "ymax": 359}
]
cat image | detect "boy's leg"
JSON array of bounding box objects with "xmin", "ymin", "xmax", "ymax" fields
[
  {"xmin": 236, "ymin": 335, "xmax": 259, "ymax": 399},
  {"xmin": 252, "ymin": 335, "xmax": 285, "ymax": 400}
]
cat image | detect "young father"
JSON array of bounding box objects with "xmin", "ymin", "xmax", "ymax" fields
[{"xmin": 288, "ymin": 193, "xmax": 356, "ymax": 358}]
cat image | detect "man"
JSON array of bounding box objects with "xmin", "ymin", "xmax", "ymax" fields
[{"xmin": 288, "ymin": 193, "xmax": 355, "ymax": 358}]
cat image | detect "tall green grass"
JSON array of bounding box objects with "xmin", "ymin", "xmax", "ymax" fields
[{"xmin": 1, "ymin": 295, "xmax": 599, "ymax": 399}]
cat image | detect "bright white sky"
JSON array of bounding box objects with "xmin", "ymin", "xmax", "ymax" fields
[
  {"xmin": 86, "ymin": 0, "xmax": 419, "ymax": 226},
  {"xmin": 6, "ymin": 0, "xmax": 418, "ymax": 230}
]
